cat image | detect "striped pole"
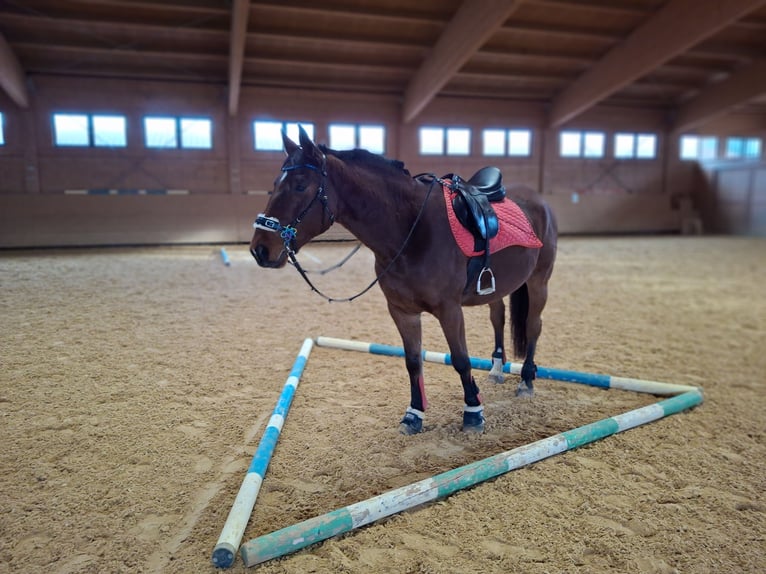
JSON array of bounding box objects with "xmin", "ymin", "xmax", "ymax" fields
[
  {"xmin": 315, "ymin": 337, "xmax": 698, "ymax": 395},
  {"xmin": 211, "ymin": 338, "xmax": 314, "ymax": 569},
  {"xmin": 240, "ymin": 389, "xmax": 702, "ymax": 567},
  {"xmin": 220, "ymin": 247, "xmax": 231, "ymax": 267}
]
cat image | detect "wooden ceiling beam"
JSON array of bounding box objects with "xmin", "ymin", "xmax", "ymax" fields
[
  {"xmin": 0, "ymin": 32, "xmax": 29, "ymax": 108},
  {"xmin": 402, "ymin": 0, "xmax": 524, "ymax": 123},
  {"xmin": 673, "ymin": 59, "xmax": 766, "ymax": 132},
  {"xmin": 547, "ymin": 0, "xmax": 766, "ymax": 128},
  {"xmin": 228, "ymin": 0, "xmax": 250, "ymax": 116}
]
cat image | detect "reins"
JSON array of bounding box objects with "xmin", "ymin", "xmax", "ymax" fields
[
  {"xmin": 256, "ymin": 162, "xmax": 439, "ymax": 303},
  {"xmin": 295, "ymin": 242, "xmax": 362, "ymax": 276}
]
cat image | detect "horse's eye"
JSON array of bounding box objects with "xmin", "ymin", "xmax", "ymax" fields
[{"xmin": 295, "ymin": 183, "xmax": 306, "ymax": 193}]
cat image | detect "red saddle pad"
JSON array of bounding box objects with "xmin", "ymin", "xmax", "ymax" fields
[{"xmin": 442, "ymin": 182, "xmax": 543, "ymax": 257}]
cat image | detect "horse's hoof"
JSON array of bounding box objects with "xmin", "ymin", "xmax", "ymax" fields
[
  {"xmin": 515, "ymin": 382, "xmax": 534, "ymax": 397},
  {"xmin": 462, "ymin": 408, "xmax": 485, "ymax": 433},
  {"xmin": 399, "ymin": 410, "xmax": 423, "ymax": 435},
  {"xmin": 487, "ymin": 373, "xmax": 505, "ymax": 385}
]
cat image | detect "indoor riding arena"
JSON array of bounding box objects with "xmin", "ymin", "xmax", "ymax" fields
[{"xmin": 1, "ymin": 2, "xmax": 764, "ymax": 574}]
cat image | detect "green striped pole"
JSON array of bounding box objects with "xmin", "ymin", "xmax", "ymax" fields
[{"xmin": 240, "ymin": 389, "xmax": 702, "ymax": 567}]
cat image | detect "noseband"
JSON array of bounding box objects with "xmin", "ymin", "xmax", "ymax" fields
[{"xmin": 253, "ymin": 155, "xmax": 335, "ymax": 250}]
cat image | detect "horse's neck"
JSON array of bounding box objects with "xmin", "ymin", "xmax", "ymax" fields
[{"xmin": 330, "ymin": 164, "xmax": 422, "ymax": 255}]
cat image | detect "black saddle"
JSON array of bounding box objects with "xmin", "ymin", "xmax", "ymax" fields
[
  {"xmin": 412, "ymin": 167, "xmax": 506, "ymax": 295},
  {"xmin": 446, "ymin": 166, "xmax": 506, "ymax": 242}
]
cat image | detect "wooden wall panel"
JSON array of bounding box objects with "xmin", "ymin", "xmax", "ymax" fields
[{"xmin": 0, "ymin": 74, "xmax": 763, "ymax": 247}]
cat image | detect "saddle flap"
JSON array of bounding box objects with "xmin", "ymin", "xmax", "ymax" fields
[
  {"xmin": 449, "ymin": 173, "xmax": 501, "ymax": 241},
  {"xmin": 452, "ymin": 193, "xmax": 499, "ymax": 241}
]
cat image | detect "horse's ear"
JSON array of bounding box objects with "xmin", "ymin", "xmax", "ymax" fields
[
  {"xmin": 282, "ymin": 131, "xmax": 299, "ymax": 156},
  {"xmin": 298, "ymin": 125, "xmax": 323, "ymax": 164}
]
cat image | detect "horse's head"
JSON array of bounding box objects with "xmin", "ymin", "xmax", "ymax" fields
[{"xmin": 250, "ymin": 126, "xmax": 335, "ymax": 268}]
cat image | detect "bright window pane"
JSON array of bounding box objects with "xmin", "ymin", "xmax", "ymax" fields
[
  {"xmin": 419, "ymin": 127, "xmax": 444, "ymax": 154},
  {"xmin": 254, "ymin": 121, "xmax": 283, "ymax": 150},
  {"xmin": 726, "ymin": 138, "xmax": 743, "ymax": 158},
  {"xmin": 636, "ymin": 134, "xmax": 657, "ymax": 159},
  {"xmin": 482, "ymin": 129, "xmax": 505, "ymax": 156},
  {"xmin": 92, "ymin": 115, "xmax": 126, "ymax": 147},
  {"xmin": 583, "ymin": 132, "xmax": 604, "ymax": 158},
  {"xmin": 614, "ymin": 133, "xmax": 635, "ymax": 158},
  {"xmin": 180, "ymin": 118, "xmax": 212, "ymax": 149},
  {"xmin": 285, "ymin": 122, "xmax": 314, "ymax": 143},
  {"xmin": 744, "ymin": 138, "xmax": 761, "ymax": 158},
  {"xmin": 144, "ymin": 117, "xmax": 177, "ymax": 148},
  {"xmin": 680, "ymin": 136, "xmax": 698, "ymax": 160},
  {"xmin": 508, "ymin": 129, "xmax": 531, "ymax": 156},
  {"xmin": 0, "ymin": 113, "xmax": 4, "ymax": 146},
  {"xmin": 329, "ymin": 124, "xmax": 356, "ymax": 150},
  {"xmin": 560, "ymin": 131, "xmax": 581, "ymax": 157},
  {"xmin": 359, "ymin": 125, "xmax": 385, "ymax": 154},
  {"xmin": 54, "ymin": 113, "xmax": 89, "ymax": 146},
  {"xmin": 447, "ymin": 128, "xmax": 470, "ymax": 155},
  {"xmin": 699, "ymin": 137, "xmax": 717, "ymax": 160}
]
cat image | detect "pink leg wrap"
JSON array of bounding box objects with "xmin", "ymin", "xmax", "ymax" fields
[{"xmin": 418, "ymin": 374, "xmax": 428, "ymax": 410}]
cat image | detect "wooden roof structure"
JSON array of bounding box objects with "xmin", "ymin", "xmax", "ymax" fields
[{"xmin": 1, "ymin": 0, "xmax": 765, "ymax": 131}]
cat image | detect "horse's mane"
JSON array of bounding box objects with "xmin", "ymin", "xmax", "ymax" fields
[{"xmin": 319, "ymin": 145, "xmax": 411, "ymax": 177}]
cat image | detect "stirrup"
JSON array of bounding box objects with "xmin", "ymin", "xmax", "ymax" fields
[{"xmin": 476, "ymin": 267, "xmax": 495, "ymax": 295}]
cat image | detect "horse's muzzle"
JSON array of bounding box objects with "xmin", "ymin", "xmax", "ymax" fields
[{"xmin": 250, "ymin": 244, "xmax": 286, "ymax": 268}]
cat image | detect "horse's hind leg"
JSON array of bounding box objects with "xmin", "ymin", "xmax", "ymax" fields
[
  {"xmin": 488, "ymin": 299, "xmax": 506, "ymax": 384},
  {"xmin": 516, "ymin": 277, "xmax": 549, "ymax": 397}
]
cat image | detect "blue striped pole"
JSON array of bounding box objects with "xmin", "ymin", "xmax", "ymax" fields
[
  {"xmin": 315, "ymin": 337, "xmax": 698, "ymax": 395},
  {"xmin": 211, "ymin": 338, "xmax": 314, "ymax": 569},
  {"xmin": 240, "ymin": 389, "xmax": 702, "ymax": 567},
  {"xmin": 220, "ymin": 247, "xmax": 231, "ymax": 267}
]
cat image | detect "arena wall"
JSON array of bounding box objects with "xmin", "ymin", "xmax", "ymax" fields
[{"xmin": 0, "ymin": 75, "xmax": 763, "ymax": 247}]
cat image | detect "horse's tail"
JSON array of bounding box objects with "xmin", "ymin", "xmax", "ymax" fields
[{"xmin": 510, "ymin": 283, "xmax": 529, "ymax": 358}]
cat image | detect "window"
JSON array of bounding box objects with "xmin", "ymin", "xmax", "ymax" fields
[
  {"xmin": 53, "ymin": 113, "xmax": 90, "ymax": 146},
  {"xmin": 614, "ymin": 133, "xmax": 657, "ymax": 159},
  {"xmin": 482, "ymin": 129, "xmax": 505, "ymax": 156},
  {"xmin": 359, "ymin": 125, "xmax": 385, "ymax": 154},
  {"xmin": 144, "ymin": 116, "xmax": 212, "ymax": 149},
  {"xmin": 419, "ymin": 127, "xmax": 444, "ymax": 155},
  {"xmin": 679, "ymin": 135, "xmax": 718, "ymax": 160},
  {"xmin": 560, "ymin": 130, "xmax": 605, "ymax": 158},
  {"xmin": 482, "ymin": 128, "xmax": 532, "ymax": 157},
  {"xmin": 447, "ymin": 128, "xmax": 470, "ymax": 155},
  {"xmin": 93, "ymin": 115, "xmax": 127, "ymax": 147},
  {"xmin": 508, "ymin": 130, "xmax": 532, "ymax": 156},
  {"xmin": 53, "ymin": 113, "xmax": 128, "ymax": 147},
  {"xmin": 328, "ymin": 123, "xmax": 385, "ymax": 154},
  {"xmin": 144, "ymin": 117, "xmax": 176, "ymax": 148},
  {"xmin": 0, "ymin": 112, "xmax": 5, "ymax": 146},
  {"xmin": 180, "ymin": 118, "xmax": 212, "ymax": 149},
  {"xmin": 726, "ymin": 137, "xmax": 762, "ymax": 159},
  {"xmin": 419, "ymin": 126, "xmax": 471, "ymax": 155},
  {"xmin": 253, "ymin": 121, "xmax": 314, "ymax": 151}
]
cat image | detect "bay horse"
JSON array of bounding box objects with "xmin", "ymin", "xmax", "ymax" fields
[{"xmin": 250, "ymin": 127, "xmax": 557, "ymax": 434}]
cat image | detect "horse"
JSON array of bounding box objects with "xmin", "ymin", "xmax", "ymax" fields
[{"xmin": 250, "ymin": 126, "xmax": 557, "ymax": 434}]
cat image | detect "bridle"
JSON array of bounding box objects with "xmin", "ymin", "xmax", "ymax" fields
[
  {"xmin": 253, "ymin": 153, "xmax": 439, "ymax": 303},
  {"xmin": 253, "ymin": 155, "xmax": 334, "ymax": 249}
]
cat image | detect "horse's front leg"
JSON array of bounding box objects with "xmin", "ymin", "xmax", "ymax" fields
[
  {"xmin": 387, "ymin": 303, "xmax": 427, "ymax": 435},
  {"xmin": 487, "ymin": 299, "xmax": 506, "ymax": 384},
  {"xmin": 437, "ymin": 305, "xmax": 485, "ymax": 433}
]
